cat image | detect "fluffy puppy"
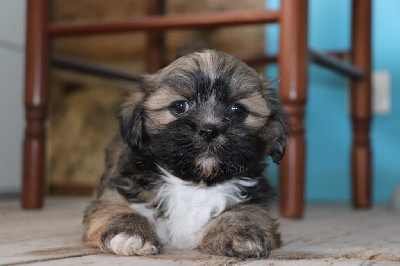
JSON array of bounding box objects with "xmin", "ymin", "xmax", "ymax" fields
[{"xmin": 83, "ymin": 50, "xmax": 287, "ymax": 258}]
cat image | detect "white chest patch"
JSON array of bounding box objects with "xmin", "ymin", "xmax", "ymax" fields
[{"xmin": 130, "ymin": 167, "xmax": 257, "ymax": 250}]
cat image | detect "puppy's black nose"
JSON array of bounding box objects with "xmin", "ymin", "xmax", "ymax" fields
[{"xmin": 199, "ymin": 125, "xmax": 220, "ymax": 143}]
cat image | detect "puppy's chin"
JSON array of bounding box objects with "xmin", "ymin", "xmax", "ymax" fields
[{"xmin": 195, "ymin": 156, "xmax": 218, "ymax": 178}]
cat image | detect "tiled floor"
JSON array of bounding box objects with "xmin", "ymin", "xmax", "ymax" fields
[{"xmin": 1, "ymin": 197, "xmax": 399, "ymax": 265}]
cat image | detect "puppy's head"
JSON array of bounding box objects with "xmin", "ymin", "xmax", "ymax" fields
[{"xmin": 120, "ymin": 50, "xmax": 287, "ymax": 185}]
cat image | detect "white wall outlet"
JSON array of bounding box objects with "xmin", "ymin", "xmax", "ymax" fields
[{"xmin": 372, "ymin": 71, "xmax": 391, "ymax": 115}]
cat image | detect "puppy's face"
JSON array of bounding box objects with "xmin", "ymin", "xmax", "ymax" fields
[{"xmin": 120, "ymin": 50, "xmax": 286, "ymax": 185}]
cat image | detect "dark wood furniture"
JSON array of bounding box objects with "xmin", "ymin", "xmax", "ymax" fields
[{"xmin": 22, "ymin": 0, "xmax": 372, "ymax": 218}]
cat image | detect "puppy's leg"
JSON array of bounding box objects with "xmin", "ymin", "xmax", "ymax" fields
[
  {"xmin": 83, "ymin": 189, "xmax": 163, "ymax": 256},
  {"xmin": 199, "ymin": 205, "xmax": 280, "ymax": 258}
]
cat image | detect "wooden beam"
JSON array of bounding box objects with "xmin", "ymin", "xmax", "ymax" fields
[
  {"xmin": 308, "ymin": 49, "xmax": 364, "ymax": 80},
  {"xmin": 52, "ymin": 55, "xmax": 142, "ymax": 82},
  {"xmin": 350, "ymin": 0, "xmax": 372, "ymax": 209},
  {"xmin": 278, "ymin": 0, "xmax": 308, "ymax": 218},
  {"xmin": 22, "ymin": 0, "xmax": 50, "ymax": 209},
  {"xmin": 47, "ymin": 9, "xmax": 280, "ymax": 36}
]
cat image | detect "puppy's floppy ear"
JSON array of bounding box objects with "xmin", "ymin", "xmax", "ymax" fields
[
  {"xmin": 119, "ymin": 90, "xmax": 146, "ymax": 151},
  {"xmin": 262, "ymin": 85, "xmax": 289, "ymax": 164},
  {"xmin": 265, "ymin": 112, "xmax": 288, "ymax": 164}
]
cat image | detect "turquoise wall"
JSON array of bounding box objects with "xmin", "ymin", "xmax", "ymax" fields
[{"xmin": 265, "ymin": 0, "xmax": 400, "ymax": 203}]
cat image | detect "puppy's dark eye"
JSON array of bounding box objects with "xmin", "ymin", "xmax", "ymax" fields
[
  {"xmin": 170, "ymin": 100, "xmax": 190, "ymax": 115},
  {"xmin": 231, "ymin": 103, "xmax": 248, "ymax": 118}
]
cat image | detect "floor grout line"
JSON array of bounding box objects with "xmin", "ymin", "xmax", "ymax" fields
[{"xmin": 2, "ymin": 252, "xmax": 103, "ymax": 266}]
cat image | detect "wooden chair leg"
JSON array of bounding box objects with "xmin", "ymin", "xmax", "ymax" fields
[
  {"xmin": 22, "ymin": 0, "xmax": 50, "ymax": 209},
  {"xmin": 278, "ymin": 0, "xmax": 308, "ymax": 218},
  {"xmin": 350, "ymin": 0, "xmax": 372, "ymax": 208},
  {"xmin": 146, "ymin": 0, "xmax": 165, "ymax": 73}
]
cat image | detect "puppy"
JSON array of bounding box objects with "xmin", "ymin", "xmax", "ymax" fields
[{"xmin": 83, "ymin": 50, "xmax": 287, "ymax": 258}]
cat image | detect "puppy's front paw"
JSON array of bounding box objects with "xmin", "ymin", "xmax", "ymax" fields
[
  {"xmin": 106, "ymin": 233, "xmax": 162, "ymax": 256},
  {"xmin": 101, "ymin": 213, "xmax": 163, "ymax": 256},
  {"xmin": 199, "ymin": 213, "xmax": 275, "ymax": 258}
]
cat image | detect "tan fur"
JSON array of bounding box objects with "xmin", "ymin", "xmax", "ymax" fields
[
  {"xmin": 195, "ymin": 157, "xmax": 218, "ymax": 177},
  {"xmin": 83, "ymin": 188, "xmax": 162, "ymax": 255},
  {"xmin": 103, "ymin": 133, "xmax": 126, "ymax": 175},
  {"xmin": 83, "ymin": 50, "xmax": 286, "ymax": 258},
  {"xmin": 83, "ymin": 189, "xmax": 134, "ymax": 251},
  {"xmin": 244, "ymin": 115, "xmax": 268, "ymax": 130},
  {"xmin": 146, "ymin": 110, "xmax": 176, "ymax": 129},
  {"xmin": 199, "ymin": 205, "xmax": 281, "ymax": 258},
  {"xmin": 120, "ymin": 91, "xmax": 145, "ymax": 120},
  {"xmin": 121, "ymin": 50, "xmax": 280, "ymax": 138},
  {"xmin": 144, "ymin": 88, "xmax": 184, "ymax": 111}
]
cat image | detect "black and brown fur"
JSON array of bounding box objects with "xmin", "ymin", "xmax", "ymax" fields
[{"xmin": 83, "ymin": 50, "xmax": 286, "ymax": 258}]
